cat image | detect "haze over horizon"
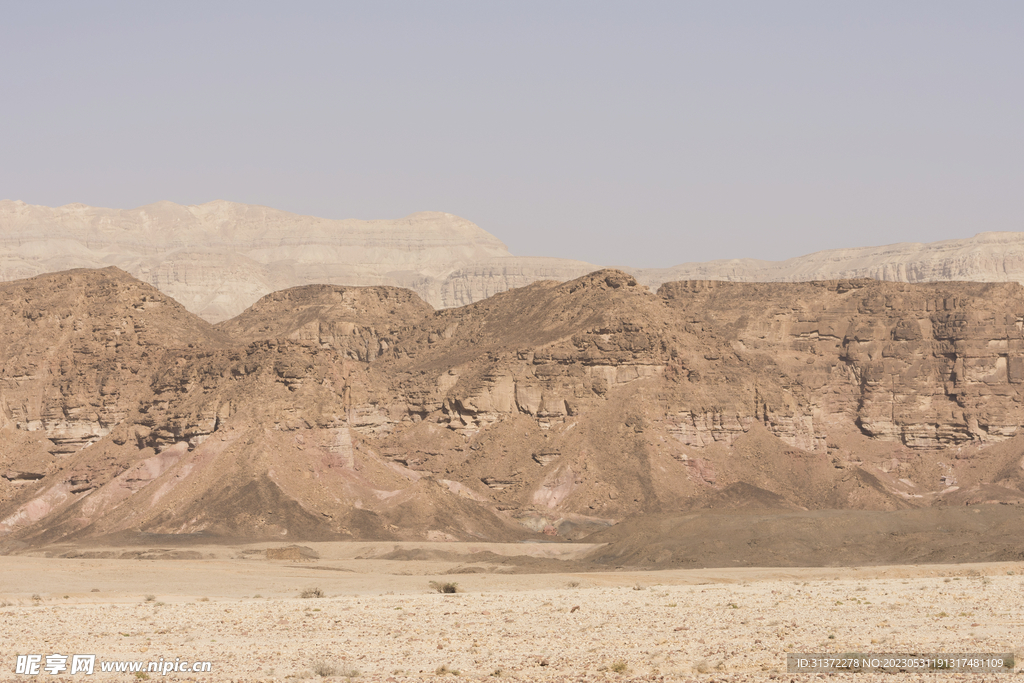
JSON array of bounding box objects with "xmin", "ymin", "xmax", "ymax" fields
[{"xmin": 3, "ymin": 2, "xmax": 1023, "ymax": 269}]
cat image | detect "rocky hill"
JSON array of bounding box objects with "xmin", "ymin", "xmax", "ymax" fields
[
  {"xmin": 2, "ymin": 268, "xmax": 1024, "ymax": 549},
  {"xmin": 6, "ymin": 200, "xmax": 1024, "ymax": 326}
]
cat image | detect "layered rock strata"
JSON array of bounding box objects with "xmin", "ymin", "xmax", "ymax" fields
[{"xmin": 657, "ymin": 279, "xmax": 1024, "ymax": 451}]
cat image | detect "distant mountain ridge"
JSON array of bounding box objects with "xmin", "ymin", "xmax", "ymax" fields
[
  {"xmin": 0, "ymin": 199, "xmax": 598, "ymax": 322},
  {"xmin": 3, "ymin": 199, "xmax": 1024, "ymax": 322},
  {"xmin": 629, "ymin": 230, "xmax": 1024, "ymax": 288}
]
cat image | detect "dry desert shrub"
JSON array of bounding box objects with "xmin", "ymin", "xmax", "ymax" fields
[
  {"xmin": 311, "ymin": 660, "xmax": 336, "ymax": 677},
  {"xmin": 300, "ymin": 587, "xmax": 325, "ymax": 599},
  {"xmin": 310, "ymin": 660, "xmax": 358, "ymax": 678},
  {"xmin": 429, "ymin": 581, "xmax": 458, "ymax": 594},
  {"xmin": 610, "ymin": 660, "xmax": 628, "ymax": 673}
]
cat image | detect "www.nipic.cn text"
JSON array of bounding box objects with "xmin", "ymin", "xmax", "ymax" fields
[{"xmin": 15, "ymin": 654, "xmax": 212, "ymax": 675}]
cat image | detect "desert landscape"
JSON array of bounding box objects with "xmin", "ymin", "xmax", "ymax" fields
[
  {"xmin": 2, "ymin": 540, "xmax": 1022, "ymax": 681},
  {"xmin": 3, "ymin": 247, "xmax": 1024, "ymax": 679},
  {"xmin": 7, "ymin": 3, "xmax": 1024, "ymax": 679}
]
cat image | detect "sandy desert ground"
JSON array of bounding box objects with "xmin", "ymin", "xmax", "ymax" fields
[{"xmin": 2, "ymin": 542, "xmax": 1023, "ymax": 682}]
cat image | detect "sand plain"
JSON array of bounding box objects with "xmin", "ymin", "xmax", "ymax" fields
[{"xmin": 1, "ymin": 542, "xmax": 1023, "ymax": 682}]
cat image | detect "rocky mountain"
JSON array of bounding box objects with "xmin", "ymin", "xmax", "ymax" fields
[
  {"xmin": 0, "ymin": 199, "xmax": 598, "ymax": 322},
  {"xmin": 6, "ymin": 199, "xmax": 1024, "ymax": 327},
  {"xmin": 2, "ymin": 268, "xmax": 1024, "ymax": 549}
]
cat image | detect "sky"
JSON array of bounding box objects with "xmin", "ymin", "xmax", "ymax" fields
[{"xmin": 2, "ymin": 2, "xmax": 1023, "ymax": 268}]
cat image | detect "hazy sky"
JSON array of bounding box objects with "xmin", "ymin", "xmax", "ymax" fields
[{"xmin": 3, "ymin": 2, "xmax": 1023, "ymax": 268}]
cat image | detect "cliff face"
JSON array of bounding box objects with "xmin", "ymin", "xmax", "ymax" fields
[
  {"xmin": 2, "ymin": 269, "xmax": 1024, "ymax": 549},
  {"xmin": 657, "ymin": 279, "xmax": 1024, "ymax": 451},
  {"xmin": 0, "ymin": 268, "xmax": 229, "ymax": 455}
]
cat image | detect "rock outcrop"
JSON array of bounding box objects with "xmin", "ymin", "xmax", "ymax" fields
[
  {"xmin": 3, "ymin": 268, "xmax": 1024, "ymax": 549},
  {"xmin": 0, "ymin": 268, "xmax": 229, "ymax": 455},
  {"xmin": 657, "ymin": 279, "xmax": 1024, "ymax": 451}
]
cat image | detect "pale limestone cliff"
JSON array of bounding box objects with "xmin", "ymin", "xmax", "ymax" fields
[
  {"xmin": 435, "ymin": 257, "xmax": 600, "ymax": 308},
  {"xmin": 0, "ymin": 200, "xmax": 598, "ymax": 322},
  {"xmin": 630, "ymin": 231, "xmax": 1024, "ymax": 290}
]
